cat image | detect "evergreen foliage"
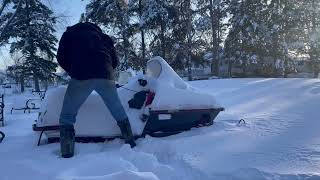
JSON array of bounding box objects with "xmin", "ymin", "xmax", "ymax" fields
[
  {"xmin": 3, "ymin": 0, "xmax": 320, "ymax": 80},
  {"xmin": 85, "ymin": 0, "xmax": 320, "ymax": 78},
  {"xmin": 6, "ymin": 0, "xmax": 58, "ymax": 91}
]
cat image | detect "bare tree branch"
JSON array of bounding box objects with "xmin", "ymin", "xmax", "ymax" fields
[{"xmin": 0, "ymin": 0, "xmax": 10, "ymax": 17}]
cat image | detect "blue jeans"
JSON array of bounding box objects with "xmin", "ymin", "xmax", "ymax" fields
[{"xmin": 59, "ymin": 79, "xmax": 128, "ymax": 126}]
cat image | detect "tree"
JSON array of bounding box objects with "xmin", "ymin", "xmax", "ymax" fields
[
  {"xmin": 267, "ymin": 0, "xmax": 305, "ymax": 77},
  {"xmin": 140, "ymin": 0, "xmax": 175, "ymax": 62},
  {"xmin": 85, "ymin": 0, "xmax": 138, "ymax": 70},
  {"xmin": 299, "ymin": 0, "xmax": 320, "ymax": 78},
  {"xmin": 9, "ymin": 0, "xmax": 58, "ymax": 91},
  {"xmin": 0, "ymin": 0, "xmax": 23, "ymax": 46},
  {"xmin": 225, "ymin": 0, "xmax": 269, "ymax": 77},
  {"xmin": 125, "ymin": 0, "xmax": 148, "ymax": 71},
  {"xmin": 195, "ymin": 0, "xmax": 230, "ymax": 77}
]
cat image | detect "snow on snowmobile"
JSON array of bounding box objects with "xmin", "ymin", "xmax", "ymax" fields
[{"xmin": 33, "ymin": 57, "xmax": 224, "ymax": 145}]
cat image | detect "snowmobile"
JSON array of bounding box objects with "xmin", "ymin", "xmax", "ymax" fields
[{"xmin": 33, "ymin": 57, "xmax": 224, "ymax": 145}]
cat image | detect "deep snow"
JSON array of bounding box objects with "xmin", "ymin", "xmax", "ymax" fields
[{"xmin": 1, "ymin": 78, "xmax": 320, "ymax": 180}]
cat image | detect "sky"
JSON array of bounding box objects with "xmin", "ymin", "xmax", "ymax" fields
[{"xmin": 0, "ymin": 0, "xmax": 87, "ymax": 70}]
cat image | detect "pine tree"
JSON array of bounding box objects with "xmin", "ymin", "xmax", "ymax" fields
[
  {"xmin": 140, "ymin": 0, "xmax": 174, "ymax": 60},
  {"xmin": 225, "ymin": 0, "xmax": 269, "ymax": 77},
  {"xmin": 129, "ymin": 0, "xmax": 147, "ymax": 70},
  {"xmin": 85, "ymin": 0, "xmax": 139, "ymax": 70},
  {"xmin": 267, "ymin": 0, "xmax": 304, "ymax": 77},
  {"xmin": 299, "ymin": 0, "xmax": 320, "ymax": 78},
  {"xmin": 195, "ymin": 0, "xmax": 230, "ymax": 76},
  {"xmin": 9, "ymin": 0, "xmax": 58, "ymax": 92}
]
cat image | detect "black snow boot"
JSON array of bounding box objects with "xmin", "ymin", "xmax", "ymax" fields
[
  {"xmin": 60, "ymin": 125, "xmax": 75, "ymax": 158},
  {"xmin": 117, "ymin": 119, "xmax": 136, "ymax": 148}
]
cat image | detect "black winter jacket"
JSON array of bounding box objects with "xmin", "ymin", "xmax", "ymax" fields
[{"xmin": 57, "ymin": 22, "xmax": 119, "ymax": 80}]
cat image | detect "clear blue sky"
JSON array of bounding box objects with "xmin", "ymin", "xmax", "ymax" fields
[{"xmin": 0, "ymin": 0, "xmax": 87, "ymax": 70}]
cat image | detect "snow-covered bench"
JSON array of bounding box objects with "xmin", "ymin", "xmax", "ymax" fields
[{"xmin": 0, "ymin": 94, "xmax": 4, "ymax": 126}]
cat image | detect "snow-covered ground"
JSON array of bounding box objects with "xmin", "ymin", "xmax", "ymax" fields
[{"xmin": 1, "ymin": 78, "xmax": 320, "ymax": 180}]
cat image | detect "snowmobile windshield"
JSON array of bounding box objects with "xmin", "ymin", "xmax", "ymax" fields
[{"xmin": 146, "ymin": 59, "xmax": 162, "ymax": 79}]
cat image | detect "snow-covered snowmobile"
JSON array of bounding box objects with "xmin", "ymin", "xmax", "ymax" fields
[{"xmin": 33, "ymin": 57, "xmax": 224, "ymax": 145}]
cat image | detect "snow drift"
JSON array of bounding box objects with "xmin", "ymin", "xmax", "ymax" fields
[{"xmin": 1, "ymin": 78, "xmax": 320, "ymax": 180}]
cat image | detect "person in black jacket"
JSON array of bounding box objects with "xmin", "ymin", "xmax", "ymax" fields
[{"xmin": 57, "ymin": 22, "xmax": 136, "ymax": 158}]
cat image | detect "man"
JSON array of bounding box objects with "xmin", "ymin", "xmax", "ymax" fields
[{"xmin": 57, "ymin": 22, "xmax": 136, "ymax": 158}]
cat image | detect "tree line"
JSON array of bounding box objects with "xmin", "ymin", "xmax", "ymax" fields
[
  {"xmin": 1, "ymin": 0, "xmax": 320, "ymax": 92},
  {"xmin": 83, "ymin": 0, "xmax": 320, "ymax": 78}
]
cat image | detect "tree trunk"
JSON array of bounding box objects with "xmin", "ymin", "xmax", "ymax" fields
[
  {"xmin": 242, "ymin": 64, "xmax": 247, "ymax": 77},
  {"xmin": 122, "ymin": 32, "xmax": 130, "ymax": 70},
  {"xmin": 283, "ymin": 58, "xmax": 288, "ymax": 78},
  {"xmin": 34, "ymin": 75, "xmax": 40, "ymax": 92},
  {"xmin": 160, "ymin": 21, "xmax": 166, "ymax": 59},
  {"xmin": 228, "ymin": 60, "xmax": 233, "ymax": 78},
  {"xmin": 139, "ymin": 0, "xmax": 146, "ymax": 71},
  {"xmin": 141, "ymin": 29, "xmax": 146, "ymax": 71},
  {"xmin": 313, "ymin": 61, "xmax": 319, "ymax": 78},
  {"xmin": 186, "ymin": 0, "xmax": 192, "ymax": 81},
  {"xmin": 311, "ymin": 0, "xmax": 319, "ymax": 78},
  {"xmin": 20, "ymin": 76, "xmax": 24, "ymax": 93},
  {"xmin": 44, "ymin": 80, "xmax": 49, "ymax": 90},
  {"xmin": 209, "ymin": 0, "xmax": 220, "ymax": 77}
]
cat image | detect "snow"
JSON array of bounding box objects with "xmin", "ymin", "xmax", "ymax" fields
[{"xmin": 1, "ymin": 78, "xmax": 320, "ymax": 179}]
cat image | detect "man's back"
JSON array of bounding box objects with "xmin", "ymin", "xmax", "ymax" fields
[{"xmin": 57, "ymin": 22, "xmax": 117, "ymax": 80}]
